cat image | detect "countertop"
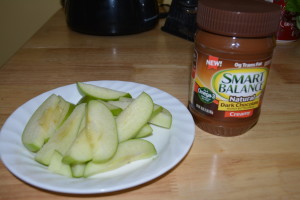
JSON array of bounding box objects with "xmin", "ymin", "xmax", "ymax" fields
[{"xmin": 0, "ymin": 9, "xmax": 300, "ymax": 200}]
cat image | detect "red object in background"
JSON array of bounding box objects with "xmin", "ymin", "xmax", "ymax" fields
[{"xmin": 273, "ymin": 0, "xmax": 300, "ymax": 42}]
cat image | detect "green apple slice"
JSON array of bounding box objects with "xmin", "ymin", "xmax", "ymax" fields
[
  {"xmin": 118, "ymin": 97, "xmax": 133, "ymax": 102},
  {"xmin": 107, "ymin": 100, "xmax": 131, "ymax": 110},
  {"xmin": 135, "ymin": 124, "xmax": 153, "ymax": 138},
  {"xmin": 35, "ymin": 103, "xmax": 86, "ymax": 166},
  {"xmin": 116, "ymin": 92, "xmax": 154, "ymax": 142},
  {"xmin": 77, "ymin": 96, "xmax": 123, "ymax": 116},
  {"xmin": 76, "ymin": 95, "xmax": 96, "ymax": 104},
  {"xmin": 84, "ymin": 139, "xmax": 157, "ymax": 177},
  {"xmin": 62, "ymin": 128, "xmax": 92, "ymax": 164},
  {"xmin": 118, "ymin": 97, "xmax": 163, "ymax": 118},
  {"xmin": 97, "ymin": 100, "xmax": 123, "ymax": 116},
  {"xmin": 151, "ymin": 104, "xmax": 163, "ymax": 118},
  {"xmin": 62, "ymin": 114, "xmax": 92, "ymax": 165},
  {"xmin": 77, "ymin": 82, "xmax": 131, "ymax": 101},
  {"xmin": 48, "ymin": 150, "xmax": 72, "ymax": 177},
  {"xmin": 86, "ymin": 100, "xmax": 119, "ymax": 163},
  {"xmin": 71, "ymin": 163, "xmax": 86, "ymax": 178},
  {"xmin": 22, "ymin": 94, "xmax": 73, "ymax": 152},
  {"xmin": 149, "ymin": 108, "xmax": 172, "ymax": 129}
]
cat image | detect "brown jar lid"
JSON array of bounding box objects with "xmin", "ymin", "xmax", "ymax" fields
[{"xmin": 197, "ymin": 0, "xmax": 281, "ymax": 37}]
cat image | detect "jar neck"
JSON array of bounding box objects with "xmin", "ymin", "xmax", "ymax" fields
[{"xmin": 195, "ymin": 29, "xmax": 276, "ymax": 60}]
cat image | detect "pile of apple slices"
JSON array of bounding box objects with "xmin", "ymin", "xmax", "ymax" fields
[{"xmin": 22, "ymin": 82, "xmax": 172, "ymax": 178}]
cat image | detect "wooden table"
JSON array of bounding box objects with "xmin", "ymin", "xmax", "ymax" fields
[{"xmin": 1, "ymin": 9, "xmax": 300, "ymax": 200}]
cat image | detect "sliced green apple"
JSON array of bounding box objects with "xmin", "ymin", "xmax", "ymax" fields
[
  {"xmin": 22, "ymin": 94, "xmax": 73, "ymax": 152},
  {"xmin": 62, "ymin": 128, "xmax": 93, "ymax": 164},
  {"xmin": 84, "ymin": 139, "xmax": 157, "ymax": 177},
  {"xmin": 86, "ymin": 100, "xmax": 118, "ymax": 163},
  {"xmin": 76, "ymin": 95, "xmax": 96, "ymax": 104},
  {"xmin": 63, "ymin": 100, "xmax": 119, "ymax": 164},
  {"xmin": 149, "ymin": 108, "xmax": 172, "ymax": 129},
  {"xmin": 71, "ymin": 163, "xmax": 86, "ymax": 178},
  {"xmin": 77, "ymin": 82, "xmax": 131, "ymax": 101},
  {"xmin": 62, "ymin": 115, "xmax": 92, "ymax": 165},
  {"xmin": 118, "ymin": 96, "xmax": 163, "ymax": 118},
  {"xmin": 48, "ymin": 150, "xmax": 72, "ymax": 177},
  {"xmin": 116, "ymin": 92, "xmax": 154, "ymax": 142},
  {"xmin": 118, "ymin": 96, "xmax": 133, "ymax": 102},
  {"xmin": 107, "ymin": 100, "xmax": 130, "ymax": 110},
  {"xmin": 55, "ymin": 96, "xmax": 75, "ymax": 130},
  {"xmin": 97, "ymin": 100, "xmax": 123, "ymax": 116},
  {"xmin": 34, "ymin": 103, "xmax": 86, "ymax": 166},
  {"xmin": 77, "ymin": 96, "xmax": 123, "ymax": 116},
  {"xmin": 151, "ymin": 104, "xmax": 163, "ymax": 118},
  {"xmin": 135, "ymin": 124, "xmax": 153, "ymax": 138}
]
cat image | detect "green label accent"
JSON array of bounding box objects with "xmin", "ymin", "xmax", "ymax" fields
[{"xmin": 198, "ymin": 87, "xmax": 216, "ymax": 104}]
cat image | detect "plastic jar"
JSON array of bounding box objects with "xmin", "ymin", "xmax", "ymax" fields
[{"xmin": 188, "ymin": 0, "xmax": 281, "ymax": 136}]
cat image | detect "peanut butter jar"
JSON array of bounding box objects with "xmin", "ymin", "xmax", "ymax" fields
[{"xmin": 188, "ymin": 0, "xmax": 281, "ymax": 136}]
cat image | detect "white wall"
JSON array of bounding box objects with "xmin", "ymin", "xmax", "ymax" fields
[{"xmin": 0, "ymin": 0, "xmax": 61, "ymax": 67}]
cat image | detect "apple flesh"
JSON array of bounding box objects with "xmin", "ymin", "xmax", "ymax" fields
[
  {"xmin": 135, "ymin": 124, "xmax": 153, "ymax": 138},
  {"xmin": 77, "ymin": 82, "xmax": 131, "ymax": 101},
  {"xmin": 63, "ymin": 100, "xmax": 119, "ymax": 164},
  {"xmin": 34, "ymin": 103, "xmax": 86, "ymax": 166},
  {"xmin": 84, "ymin": 139, "xmax": 157, "ymax": 177},
  {"xmin": 22, "ymin": 94, "xmax": 73, "ymax": 152},
  {"xmin": 118, "ymin": 96, "xmax": 172, "ymax": 128},
  {"xmin": 21, "ymin": 83, "xmax": 172, "ymax": 178},
  {"xmin": 149, "ymin": 108, "xmax": 172, "ymax": 129},
  {"xmin": 116, "ymin": 92, "xmax": 154, "ymax": 142},
  {"xmin": 77, "ymin": 95, "xmax": 123, "ymax": 116},
  {"xmin": 118, "ymin": 97, "xmax": 163, "ymax": 118},
  {"xmin": 86, "ymin": 100, "xmax": 119, "ymax": 163},
  {"xmin": 48, "ymin": 150, "xmax": 72, "ymax": 177},
  {"xmin": 62, "ymin": 128, "xmax": 93, "ymax": 164},
  {"xmin": 71, "ymin": 163, "xmax": 86, "ymax": 178}
]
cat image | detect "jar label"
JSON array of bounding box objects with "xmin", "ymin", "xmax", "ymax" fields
[{"xmin": 190, "ymin": 50, "xmax": 271, "ymax": 119}]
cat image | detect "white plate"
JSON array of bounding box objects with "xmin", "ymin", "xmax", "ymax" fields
[{"xmin": 0, "ymin": 81, "xmax": 195, "ymax": 194}]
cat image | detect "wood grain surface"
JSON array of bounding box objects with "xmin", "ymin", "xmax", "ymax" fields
[{"xmin": 0, "ymin": 9, "xmax": 300, "ymax": 200}]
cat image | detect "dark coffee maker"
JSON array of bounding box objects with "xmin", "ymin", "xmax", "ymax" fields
[{"xmin": 64, "ymin": 0, "xmax": 159, "ymax": 35}]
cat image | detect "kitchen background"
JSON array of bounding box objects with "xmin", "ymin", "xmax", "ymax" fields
[
  {"xmin": 0, "ymin": 0, "xmax": 61, "ymax": 67},
  {"xmin": 0, "ymin": 0, "xmax": 297, "ymax": 68},
  {"xmin": 0, "ymin": 0, "xmax": 172, "ymax": 68}
]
